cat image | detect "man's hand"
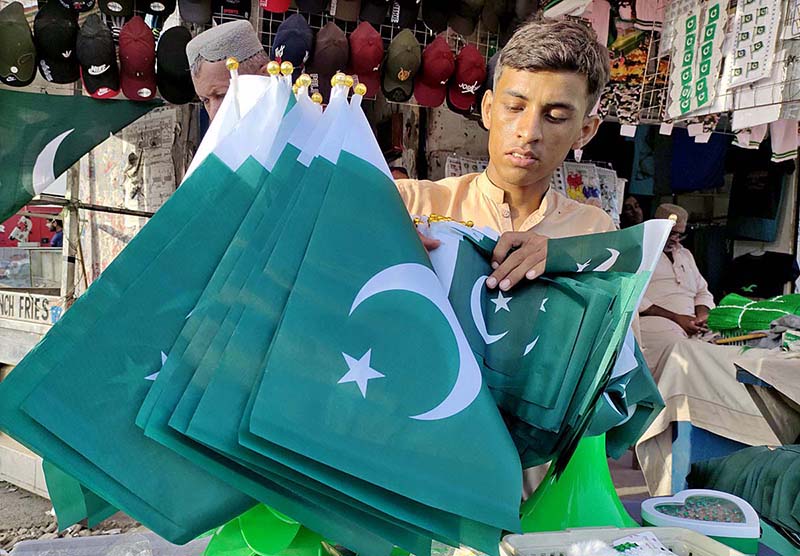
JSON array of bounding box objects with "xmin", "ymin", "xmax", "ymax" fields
[
  {"xmin": 673, "ymin": 314, "xmax": 705, "ymax": 336},
  {"xmin": 417, "ymin": 230, "xmax": 440, "ymax": 251},
  {"xmin": 486, "ymin": 230, "xmax": 548, "ymax": 291}
]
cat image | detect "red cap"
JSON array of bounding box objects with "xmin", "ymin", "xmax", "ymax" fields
[
  {"xmin": 119, "ymin": 16, "xmax": 156, "ymax": 101},
  {"xmin": 347, "ymin": 21, "xmax": 383, "ymax": 97},
  {"xmin": 447, "ymin": 44, "xmax": 486, "ymax": 112},
  {"xmin": 414, "ymin": 35, "xmax": 455, "ymax": 108},
  {"xmin": 260, "ymin": 0, "xmax": 289, "ymax": 13}
]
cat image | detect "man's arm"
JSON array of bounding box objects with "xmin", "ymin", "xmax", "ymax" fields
[{"xmin": 641, "ymin": 304, "xmax": 705, "ymax": 336}]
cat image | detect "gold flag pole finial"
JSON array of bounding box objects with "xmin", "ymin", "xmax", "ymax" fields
[
  {"xmin": 226, "ymin": 57, "xmax": 241, "ymax": 120},
  {"xmin": 280, "ymin": 61, "xmax": 294, "ymax": 76},
  {"xmin": 266, "ymin": 61, "xmax": 281, "ymax": 76},
  {"xmin": 311, "ymin": 92, "xmax": 324, "ymax": 104}
]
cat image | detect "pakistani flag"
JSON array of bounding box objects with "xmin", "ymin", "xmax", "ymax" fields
[
  {"xmin": 0, "ymin": 89, "xmax": 160, "ymax": 223},
  {"xmin": 242, "ymin": 89, "xmax": 523, "ymax": 555},
  {"xmin": 0, "ymin": 73, "xmax": 278, "ymax": 542},
  {"xmin": 42, "ymin": 461, "xmax": 117, "ymax": 530}
]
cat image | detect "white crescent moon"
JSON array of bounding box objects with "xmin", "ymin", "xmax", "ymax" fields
[
  {"xmin": 593, "ymin": 248, "xmax": 620, "ymax": 272},
  {"xmin": 350, "ymin": 263, "xmax": 482, "ymax": 421},
  {"xmin": 32, "ymin": 129, "xmax": 74, "ymax": 195},
  {"xmin": 470, "ymin": 276, "xmax": 508, "ymax": 345}
]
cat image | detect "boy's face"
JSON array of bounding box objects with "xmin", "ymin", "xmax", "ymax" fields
[{"xmin": 481, "ymin": 68, "xmax": 600, "ymax": 190}]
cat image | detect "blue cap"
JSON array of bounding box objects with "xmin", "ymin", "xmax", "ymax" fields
[{"xmin": 269, "ymin": 14, "xmax": 313, "ymax": 79}]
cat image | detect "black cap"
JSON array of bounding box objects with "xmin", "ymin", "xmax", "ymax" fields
[
  {"xmin": 34, "ymin": 1, "xmax": 80, "ymax": 84},
  {"xmin": 76, "ymin": 14, "xmax": 120, "ymax": 98},
  {"xmin": 480, "ymin": 0, "xmax": 507, "ymax": 32},
  {"xmin": 211, "ymin": 0, "xmax": 249, "ymax": 23},
  {"xmin": 270, "ymin": 13, "xmax": 313, "ymax": 79},
  {"xmin": 422, "ymin": 0, "xmax": 449, "ymax": 32},
  {"xmin": 138, "ymin": 0, "xmax": 176, "ymax": 17},
  {"xmin": 359, "ymin": 0, "xmax": 389, "ymax": 26},
  {"xmin": 178, "ymin": 0, "xmax": 211, "ymax": 24},
  {"xmin": 296, "ymin": 0, "xmax": 327, "ymax": 14},
  {"xmin": 0, "ymin": 2, "xmax": 36, "ymax": 87},
  {"xmin": 57, "ymin": 0, "xmax": 96, "ymax": 13},
  {"xmin": 307, "ymin": 21, "xmax": 348, "ymax": 102},
  {"xmin": 392, "ymin": 0, "xmax": 419, "ymax": 28},
  {"xmin": 156, "ymin": 25, "xmax": 194, "ymax": 104},
  {"xmin": 449, "ymin": 0, "xmax": 484, "ymax": 35},
  {"xmin": 99, "ymin": 0, "xmax": 134, "ymax": 17}
]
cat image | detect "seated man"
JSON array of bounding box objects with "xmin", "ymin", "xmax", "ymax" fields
[
  {"xmin": 639, "ymin": 203, "xmax": 715, "ymax": 374},
  {"xmin": 397, "ymin": 18, "xmax": 615, "ymax": 294}
]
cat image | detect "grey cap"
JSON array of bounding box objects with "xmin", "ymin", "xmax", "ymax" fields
[{"xmin": 185, "ymin": 20, "xmax": 263, "ymax": 67}]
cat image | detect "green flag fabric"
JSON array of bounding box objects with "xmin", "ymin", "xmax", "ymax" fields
[
  {"xmin": 708, "ymin": 293, "xmax": 800, "ymax": 334},
  {"xmin": 0, "ymin": 89, "xmax": 160, "ymax": 223}
]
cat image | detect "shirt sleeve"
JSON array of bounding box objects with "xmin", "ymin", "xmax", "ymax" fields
[{"xmin": 686, "ymin": 250, "xmax": 715, "ymax": 309}]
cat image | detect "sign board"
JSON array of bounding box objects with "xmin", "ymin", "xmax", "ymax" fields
[{"xmin": 0, "ymin": 291, "xmax": 62, "ymax": 326}]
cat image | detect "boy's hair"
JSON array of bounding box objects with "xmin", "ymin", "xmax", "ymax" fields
[{"xmin": 495, "ymin": 18, "xmax": 610, "ymax": 113}]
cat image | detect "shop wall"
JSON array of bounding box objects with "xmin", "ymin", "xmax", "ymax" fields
[{"xmin": 425, "ymin": 107, "xmax": 489, "ymax": 181}]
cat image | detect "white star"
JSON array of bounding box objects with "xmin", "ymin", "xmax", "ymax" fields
[
  {"xmin": 540, "ymin": 298, "xmax": 548, "ymax": 312},
  {"xmin": 490, "ymin": 291, "xmax": 512, "ymax": 313},
  {"xmin": 523, "ymin": 336, "xmax": 539, "ymax": 356},
  {"xmin": 576, "ymin": 259, "xmax": 592, "ymax": 272},
  {"xmin": 145, "ymin": 351, "xmax": 167, "ymax": 381},
  {"xmin": 338, "ymin": 349, "xmax": 385, "ymax": 398}
]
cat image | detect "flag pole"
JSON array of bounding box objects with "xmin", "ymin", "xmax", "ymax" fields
[{"xmin": 226, "ymin": 57, "xmax": 240, "ymax": 122}]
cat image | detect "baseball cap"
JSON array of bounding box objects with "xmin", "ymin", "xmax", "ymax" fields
[
  {"xmin": 447, "ymin": 44, "xmax": 485, "ymax": 112},
  {"xmin": 261, "ymin": 0, "xmax": 289, "ymax": 13},
  {"xmin": 421, "ymin": 0, "xmax": 449, "ymax": 32},
  {"xmin": 76, "ymin": 14, "xmax": 120, "ymax": 98},
  {"xmin": 413, "ymin": 35, "xmax": 454, "ymax": 107},
  {"xmin": 480, "ymin": 0, "xmax": 506, "ymax": 32},
  {"xmin": 332, "ymin": 0, "xmax": 360, "ymax": 21},
  {"xmin": 179, "ymin": 0, "xmax": 211, "ymax": 23},
  {"xmin": 33, "ymin": 1, "xmax": 79, "ymax": 84},
  {"xmin": 0, "ymin": 2, "xmax": 36, "ymax": 87},
  {"xmin": 297, "ymin": 0, "xmax": 327, "ymax": 14},
  {"xmin": 449, "ymin": 0, "xmax": 484, "ymax": 36},
  {"xmin": 391, "ymin": 0, "xmax": 419, "ymax": 28},
  {"xmin": 347, "ymin": 21, "xmax": 382, "ymax": 96},
  {"xmin": 57, "ymin": 0, "xmax": 95, "ymax": 12},
  {"xmin": 359, "ymin": 0, "xmax": 389, "ymax": 26},
  {"xmin": 140, "ymin": 0, "xmax": 177, "ymax": 17},
  {"xmin": 381, "ymin": 29, "xmax": 420, "ymax": 103},
  {"xmin": 270, "ymin": 14, "xmax": 313, "ymax": 79},
  {"xmin": 307, "ymin": 22, "xmax": 348, "ymax": 103},
  {"xmin": 157, "ymin": 25, "xmax": 194, "ymax": 104},
  {"xmin": 119, "ymin": 16, "xmax": 156, "ymax": 101},
  {"xmin": 211, "ymin": 0, "xmax": 249, "ymax": 20},
  {"xmin": 99, "ymin": 0, "xmax": 133, "ymax": 16}
]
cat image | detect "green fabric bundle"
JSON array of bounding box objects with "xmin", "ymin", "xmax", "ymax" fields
[{"xmin": 708, "ymin": 294, "xmax": 800, "ymax": 334}]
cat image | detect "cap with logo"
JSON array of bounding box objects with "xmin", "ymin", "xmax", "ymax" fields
[
  {"xmin": 76, "ymin": 14, "xmax": 120, "ymax": 98},
  {"xmin": 99, "ymin": 0, "xmax": 133, "ymax": 17},
  {"xmin": 413, "ymin": 35, "xmax": 454, "ymax": 107},
  {"xmin": 347, "ymin": 21, "xmax": 382, "ymax": 96},
  {"xmin": 139, "ymin": 0, "xmax": 176, "ymax": 18},
  {"xmin": 359, "ymin": 0, "xmax": 389, "ymax": 26},
  {"xmin": 261, "ymin": 0, "xmax": 289, "ymax": 13},
  {"xmin": 57, "ymin": 0, "xmax": 95, "ymax": 12},
  {"xmin": 421, "ymin": 0, "xmax": 450, "ymax": 32},
  {"xmin": 331, "ymin": 0, "xmax": 359, "ymax": 21},
  {"xmin": 447, "ymin": 44, "xmax": 485, "ymax": 113},
  {"xmin": 392, "ymin": 0, "xmax": 419, "ymax": 28},
  {"xmin": 270, "ymin": 14, "xmax": 313, "ymax": 79},
  {"xmin": 179, "ymin": 0, "xmax": 211, "ymax": 24},
  {"xmin": 119, "ymin": 16, "xmax": 156, "ymax": 101},
  {"xmin": 307, "ymin": 22, "xmax": 348, "ymax": 103},
  {"xmin": 157, "ymin": 25, "xmax": 194, "ymax": 104},
  {"xmin": 296, "ymin": 0, "xmax": 326, "ymax": 14},
  {"xmin": 449, "ymin": 0, "xmax": 484, "ymax": 35},
  {"xmin": 381, "ymin": 28, "xmax": 420, "ymax": 103},
  {"xmin": 33, "ymin": 1, "xmax": 79, "ymax": 84},
  {"xmin": 0, "ymin": 2, "xmax": 36, "ymax": 87},
  {"xmin": 211, "ymin": 0, "xmax": 249, "ymax": 20}
]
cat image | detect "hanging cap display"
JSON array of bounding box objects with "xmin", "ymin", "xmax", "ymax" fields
[
  {"xmin": 307, "ymin": 22, "xmax": 348, "ymax": 103},
  {"xmin": 449, "ymin": 0, "xmax": 484, "ymax": 36},
  {"xmin": 119, "ymin": 16, "xmax": 157, "ymax": 101},
  {"xmin": 157, "ymin": 25, "xmax": 195, "ymax": 104},
  {"xmin": 381, "ymin": 28, "xmax": 421, "ymax": 103},
  {"xmin": 447, "ymin": 44, "xmax": 486, "ymax": 113},
  {"xmin": 34, "ymin": 1, "xmax": 80, "ymax": 84},
  {"xmin": 76, "ymin": 14, "xmax": 120, "ymax": 98},
  {"xmin": 347, "ymin": 21, "xmax": 382, "ymax": 95},
  {"xmin": 0, "ymin": 2, "xmax": 37, "ymax": 87},
  {"xmin": 413, "ymin": 35, "xmax": 454, "ymax": 108}
]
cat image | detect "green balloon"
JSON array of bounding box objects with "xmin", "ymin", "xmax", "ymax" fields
[
  {"xmin": 239, "ymin": 505, "xmax": 301, "ymax": 555},
  {"xmin": 204, "ymin": 519, "xmax": 255, "ymax": 556}
]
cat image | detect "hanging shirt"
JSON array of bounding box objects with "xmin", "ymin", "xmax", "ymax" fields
[
  {"xmin": 640, "ymin": 246, "xmax": 715, "ymax": 316},
  {"xmin": 396, "ymin": 171, "xmax": 615, "ymax": 236}
]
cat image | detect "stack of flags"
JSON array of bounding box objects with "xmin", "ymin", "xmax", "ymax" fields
[{"xmin": 0, "ymin": 57, "xmax": 672, "ymax": 556}]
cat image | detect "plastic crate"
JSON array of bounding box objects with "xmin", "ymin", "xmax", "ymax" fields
[{"xmin": 500, "ymin": 527, "xmax": 746, "ymax": 556}]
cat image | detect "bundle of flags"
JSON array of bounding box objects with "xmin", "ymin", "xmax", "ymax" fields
[
  {"xmin": 708, "ymin": 293, "xmax": 800, "ymax": 335},
  {"xmin": 0, "ymin": 58, "xmax": 671, "ymax": 556}
]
